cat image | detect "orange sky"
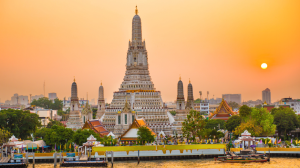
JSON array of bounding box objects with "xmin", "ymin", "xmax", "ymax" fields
[{"xmin": 1, "ymin": 0, "xmax": 300, "ymax": 103}]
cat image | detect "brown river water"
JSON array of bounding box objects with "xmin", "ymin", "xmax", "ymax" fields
[{"xmin": 28, "ymin": 158, "xmax": 300, "ymax": 168}]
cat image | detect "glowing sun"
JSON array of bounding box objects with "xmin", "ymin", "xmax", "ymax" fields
[{"xmin": 261, "ymin": 63, "xmax": 268, "ymax": 69}]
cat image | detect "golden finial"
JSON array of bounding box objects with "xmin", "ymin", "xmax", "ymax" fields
[
  {"xmin": 135, "ymin": 5, "xmax": 138, "ymax": 15},
  {"xmin": 74, "ymin": 76, "xmax": 75, "ymax": 82},
  {"xmin": 179, "ymin": 75, "xmax": 181, "ymax": 80},
  {"xmin": 189, "ymin": 78, "xmax": 191, "ymax": 83},
  {"xmin": 101, "ymin": 80, "xmax": 102, "ymax": 86}
]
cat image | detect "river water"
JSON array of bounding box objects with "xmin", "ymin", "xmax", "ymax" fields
[{"xmin": 28, "ymin": 158, "xmax": 300, "ymax": 168}]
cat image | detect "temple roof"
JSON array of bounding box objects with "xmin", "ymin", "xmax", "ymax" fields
[
  {"xmin": 209, "ymin": 99, "xmax": 235, "ymax": 120},
  {"xmin": 119, "ymin": 118, "xmax": 156, "ymax": 141},
  {"xmin": 82, "ymin": 100, "xmax": 92, "ymax": 115},
  {"xmin": 82, "ymin": 120, "xmax": 109, "ymax": 137}
]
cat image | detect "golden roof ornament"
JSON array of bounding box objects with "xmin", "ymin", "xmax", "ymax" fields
[
  {"xmin": 179, "ymin": 75, "xmax": 181, "ymax": 80},
  {"xmin": 189, "ymin": 78, "xmax": 191, "ymax": 84},
  {"xmin": 74, "ymin": 76, "xmax": 75, "ymax": 82},
  {"xmin": 135, "ymin": 6, "xmax": 138, "ymax": 15},
  {"xmin": 101, "ymin": 80, "xmax": 102, "ymax": 86}
]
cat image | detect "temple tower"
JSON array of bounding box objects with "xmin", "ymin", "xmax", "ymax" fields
[
  {"xmin": 186, "ymin": 79, "xmax": 194, "ymax": 110},
  {"xmin": 97, "ymin": 82, "xmax": 105, "ymax": 118},
  {"xmin": 176, "ymin": 76, "xmax": 185, "ymax": 110},
  {"xmin": 82, "ymin": 99, "xmax": 93, "ymax": 123},
  {"xmin": 102, "ymin": 7, "xmax": 172, "ymax": 136},
  {"xmin": 66, "ymin": 78, "xmax": 83, "ymax": 130}
]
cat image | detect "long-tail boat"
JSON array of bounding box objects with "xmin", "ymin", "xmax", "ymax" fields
[{"xmin": 215, "ymin": 151, "xmax": 270, "ymax": 163}]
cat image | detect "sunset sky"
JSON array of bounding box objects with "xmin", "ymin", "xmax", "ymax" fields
[{"xmin": 1, "ymin": 0, "xmax": 300, "ymax": 103}]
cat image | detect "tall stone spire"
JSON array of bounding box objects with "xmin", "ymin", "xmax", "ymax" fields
[
  {"xmin": 97, "ymin": 81, "xmax": 105, "ymax": 118},
  {"xmin": 176, "ymin": 76, "xmax": 185, "ymax": 110},
  {"xmin": 71, "ymin": 79, "xmax": 78, "ymax": 101},
  {"xmin": 186, "ymin": 79, "xmax": 194, "ymax": 110},
  {"xmin": 66, "ymin": 78, "xmax": 83, "ymax": 130},
  {"xmin": 132, "ymin": 6, "xmax": 142, "ymax": 44}
]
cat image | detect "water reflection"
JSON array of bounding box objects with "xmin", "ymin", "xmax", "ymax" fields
[{"xmin": 28, "ymin": 158, "xmax": 300, "ymax": 168}]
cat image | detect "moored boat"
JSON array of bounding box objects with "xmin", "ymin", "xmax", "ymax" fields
[{"xmin": 215, "ymin": 151, "xmax": 270, "ymax": 163}]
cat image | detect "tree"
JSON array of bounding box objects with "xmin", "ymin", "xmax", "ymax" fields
[
  {"xmin": 47, "ymin": 119, "xmax": 64, "ymax": 128},
  {"xmin": 226, "ymin": 115, "xmax": 241, "ymax": 132},
  {"xmin": 42, "ymin": 125, "xmax": 74, "ymax": 148},
  {"xmin": 255, "ymin": 104, "xmax": 262, "ymax": 109},
  {"xmin": 170, "ymin": 111, "xmax": 176, "ymax": 116},
  {"xmin": 72, "ymin": 129, "xmax": 102, "ymax": 146},
  {"xmin": 0, "ymin": 128, "xmax": 11, "ymax": 145},
  {"xmin": 239, "ymin": 105, "xmax": 252, "ymax": 118},
  {"xmin": 50, "ymin": 98, "xmax": 63, "ymax": 110},
  {"xmin": 137, "ymin": 126, "xmax": 155, "ymax": 143},
  {"xmin": 234, "ymin": 108, "xmax": 276, "ymax": 136},
  {"xmin": 182, "ymin": 110, "xmax": 206, "ymax": 140},
  {"xmin": 205, "ymin": 119, "xmax": 225, "ymax": 130},
  {"xmin": 228, "ymin": 101, "xmax": 240, "ymax": 110},
  {"xmin": 194, "ymin": 98, "xmax": 201, "ymax": 103},
  {"xmin": 31, "ymin": 97, "xmax": 63, "ymax": 110},
  {"xmin": 273, "ymin": 107, "xmax": 299, "ymax": 138},
  {"xmin": 92, "ymin": 108, "xmax": 97, "ymax": 119},
  {"xmin": 31, "ymin": 97, "xmax": 52, "ymax": 109},
  {"xmin": 0, "ymin": 109, "xmax": 41, "ymax": 139}
]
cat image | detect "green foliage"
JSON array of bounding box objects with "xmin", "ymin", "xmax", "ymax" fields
[
  {"xmin": 234, "ymin": 108, "xmax": 276, "ymax": 136},
  {"xmin": 31, "ymin": 97, "xmax": 63, "ymax": 110},
  {"xmin": 0, "ymin": 109, "xmax": 41, "ymax": 139},
  {"xmin": 227, "ymin": 101, "xmax": 240, "ymax": 110},
  {"xmin": 170, "ymin": 111, "xmax": 176, "ymax": 116},
  {"xmin": 72, "ymin": 129, "xmax": 101, "ymax": 146},
  {"xmin": 92, "ymin": 108, "xmax": 97, "ymax": 119},
  {"xmin": 47, "ymin": 119, "xmax": 64, "ymax": 128},
  {"xmin": 42, "ymin": 125, "xmax": 74, "ymax": 148},
  {"xmin": 57, "ymin": 110, "xmax": 68, "ymax": 116},
  {"xmin": 182, "ymin": 110, "xmax": 206, "ymax": 140},
  {"xmin": 51, "ymin": 99, "xmax": 63, "ymax": 110},
  {"xmin": 216, "ymin": 131, "xmax": 225, "ymax": 139},
  {"xmin": 194, "ymin": 98, "xmax": 201, "ymax": 103},
  {"xmin": 251, "ymin": 108, "xmax": 276, "ymax": 136},
  {"xmin": 225, "ymin": 115, "xmax": 241, "ymax": 132},
  {"xmin": 285, "ymin": 140, "xmax": 291, "ymax": 146},
  {"xmin": 239, "ymin": 105, "xmax": 252, "ymax": 118},
  {"xmin": 0, "ymin": 128, "xmax": 11, "ymax": 145},
  {"xmin": 273, "ymin": 107, "xmax": 299, "ymax": 138},
  {"xmin": 205, "ymin": 119, "xmax": 225, "ymax": 130},
  {"xmin": 255, "ymin": 104, "xmax": 262, "ymax": 109},
  {"xmin": 200, "ymin": 128, "xmax": 212, "ymax": 139},
  {"xmin": 137, "ymin": 126, "xmax": 155, "ymax": 143}
]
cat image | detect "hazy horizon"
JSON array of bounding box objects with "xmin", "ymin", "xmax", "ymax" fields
[{"xmin": 1, "ymin": 0, "xmax": 300, "ymax": 104}]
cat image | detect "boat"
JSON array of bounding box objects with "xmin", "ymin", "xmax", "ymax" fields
[{"xmin": 215, "ymin": 151, "xmax": 270, "ymax": 163}]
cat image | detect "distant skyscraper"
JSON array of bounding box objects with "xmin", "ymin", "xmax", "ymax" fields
[
  {"xmin": 222, "ymin": 94, "xmax": 241, "ymax": 104},
  {"xmin": 11, "ymin": 94, "xmax": 28, "ymax": 105},
  {"xmin": 48, "ymin": 93, "xmax": 57, "ymax": 100},
  {"xmin": 262, "ymin": 88, "xmax": 271, "ymax": 104}
]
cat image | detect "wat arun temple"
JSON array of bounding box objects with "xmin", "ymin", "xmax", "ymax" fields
[{"xmin": 66, "ymin": 7, "xmax": 198, "ymax": 137}]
